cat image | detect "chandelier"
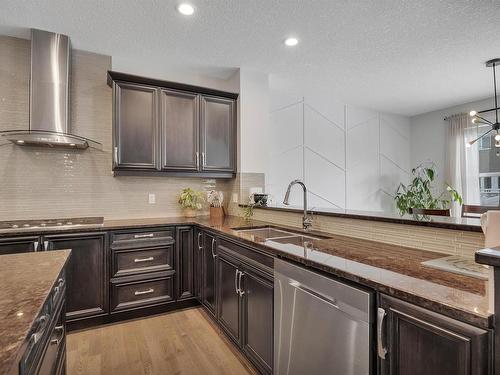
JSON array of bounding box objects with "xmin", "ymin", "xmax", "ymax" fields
[{"xmin": 468, "ymin": 58, "xmax": 500, "ymax": 152}]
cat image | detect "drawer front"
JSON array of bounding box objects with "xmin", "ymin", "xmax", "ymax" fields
[
  {"xmin": 218, "ymin": 238, "xmax": 274, "ymax": 271},
  {"xmin": 111, "ymin": 276, "xmax": 173, "ymax": 312},
  {"xmin": 112, "ymin": 246, "xmax": 173, "ymax": 277},
  {"xmin": 36, "ymin": 304, "xmax": 65, "ymax": 375},
  {"xmin": 110, "ymin": 228, "xmax": 174, "ymax": 249}
]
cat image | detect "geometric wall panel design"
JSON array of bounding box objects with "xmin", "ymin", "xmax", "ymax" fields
[
  {"xmin": 305, "ymin": 105, "xmax": 345, "ymax": 170},
  {"xmin": 304, "ymin": 148, "xmax": 345, "ymax": 208}
]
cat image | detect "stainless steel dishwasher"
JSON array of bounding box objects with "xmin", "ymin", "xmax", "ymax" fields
[{"xmin": 274, "ymin": 258, "xmax": 373, "ymax": 375}]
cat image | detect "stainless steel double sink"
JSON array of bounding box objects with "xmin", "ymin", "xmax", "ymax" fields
[{"xmin": 232, "ymin": 225, "xmax": 329, "ymax": 246}]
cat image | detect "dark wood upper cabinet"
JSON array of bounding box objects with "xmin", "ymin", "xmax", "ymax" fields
[
  {"xmin": 113, "ymin": 81, "xmax": 158, "ymax": 170},
  {"xmin": 44, "ymin": 232, "xmax": 108, "ymax": 322},
  {"xmin": 109, "ymin": 71, "xmax": 237, "ymax": 177},
  {"xmin": 379, "ymin": 294, "xmax": 491, "ymax": 375},
  {"xmin": 200, "ymin": 95, "xmax": 235, "ymax": 172},
  {"xmin": 160, "ymin": 89, "xmax": 199, "ymax": 171}
]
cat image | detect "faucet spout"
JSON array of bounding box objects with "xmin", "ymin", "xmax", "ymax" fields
[{"xmin": 283, "ymin": 179, "xmax": 312, "ymax": 230}]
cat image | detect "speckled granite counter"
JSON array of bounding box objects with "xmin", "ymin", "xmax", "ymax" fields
[
  {"xmin": 0, "ymin": 215, "xmax": 491, "ymax": 328},
  {"xmin": 101, "ymin": 216, "xmax": 491, "ymax": 327},
  {"xmin": 0, "ymin": 250, "xmax": 71, "ymax": 375}
]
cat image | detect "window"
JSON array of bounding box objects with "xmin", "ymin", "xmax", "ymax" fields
[{"xmin": 479, "ymin": 134, "xmax": 491, "ymax": 151}]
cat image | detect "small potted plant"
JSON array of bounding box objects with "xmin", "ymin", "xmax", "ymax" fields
[{"xmin": 178, "ymin": 188, "xmax": 204, "ymax": 218}]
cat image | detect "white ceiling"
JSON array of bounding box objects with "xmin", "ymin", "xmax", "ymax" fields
[{"xmin": 1, "ymin": 0, "xmax": 500, "ymax": 116}]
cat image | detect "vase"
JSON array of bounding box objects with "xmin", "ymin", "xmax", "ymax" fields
[{"xmin": 183, "ymin": 208, "xmax": 198, "ymax": 218}]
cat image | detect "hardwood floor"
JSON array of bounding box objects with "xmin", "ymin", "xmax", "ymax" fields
[{"xmin": 66, "ymin": 307, "xmax": 256, "ymax": 375}]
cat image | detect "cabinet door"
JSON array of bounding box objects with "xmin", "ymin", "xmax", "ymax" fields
[
  {"xmin": 379, "ymin": 294, "xmax": 490, "ymax": 375},
  {"xmin": 201, "ymin": 232, "xmax": 217, "ymax": 316},
  {"xmin": 176, "ymin": 226, "xmax": 194, "ymax": 300},
  {"xmin": 200, "ymin": 96, "xmax": 235, "ymax": 172},
  {"xmin": 160, "ymin": 89, "xmax": 199, "ymax": 171},
  {"xmin": 0, "ymin": 236, "xmax": 40, "ymax": 255},
  {"xmin": 114, "ymin": 81, "xmax": 158, "ymax": 170},
  {"xmin": 217, "ymin": 253, "xmax": 241, "ymax": 344},
  {"xmin": 241, "ymin": 266, "xmax": 273, "ymax": 374},
  {"xmin": 193, "ymin": 228, "xmax": 203, "ymax": 302},
  {"xmin": 44, "ymin": 233, "xmax": 108, "ymax": 321}
]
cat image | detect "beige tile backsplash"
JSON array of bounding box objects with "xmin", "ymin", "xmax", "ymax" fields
[
  {"xmin": 0, "ymin": 35, "xmax": 485, "ymax": 257},
  {"xmin": 0, "ymin": 35, "xmax": 229, "ymax": 220}
]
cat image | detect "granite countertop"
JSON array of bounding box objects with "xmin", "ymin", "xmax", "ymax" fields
[
  {"xmin": 0, "ymin": 250, "xmax": 71, "ymax": 375},
  {"xmin": 0, "ymin": 215, "xmax": 490, "ymax": 328},
  {"xmin": 102, "ymin": 215, "xmax": 490, "ymax": 327},
  {"xmin": 246, "ymin": 204, "xmax": 483, "ymax": 232}
]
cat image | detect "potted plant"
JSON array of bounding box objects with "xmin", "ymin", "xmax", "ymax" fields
[
  {"xmin": 178, "ymin": 188, "xmax": 204, "ymax": 217},
  {"xmin": 395, "ymin": 163, "xmax": 463, "ymax": 216}
]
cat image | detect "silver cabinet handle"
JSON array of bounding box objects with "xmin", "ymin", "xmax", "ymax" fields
[
  {"xmin": 196, "ymin": 152, "xmax": 200, "ymax": 169},
  {"xmin": 34, "ymin": 241, "xmax": 39, "ymax": 252},
  {"xmin": 134, "ymin": 233, "xmax": 154, "ymax": 239},
  {"xmin": 238, "ymin": 271, "xmax": 245, "ymax": 296},
  {"xmin": 202, "ymin": 152, "xmax": 206, "ymax": 167},
  {"xmin": 134, "ymin": 288, "xmax": 155, "ymax": 296},
  {"xmin": 377, "ymin": 307, "xmax": 387, "ymax": 359},
  {"xmin": 134, "ymin": 257, "xmax": 154, "ymax": 263},
  {"xmin": 211, "ymin": 238, "xmax": 216, "ymax": 258},
  {"xmin": 43, "ymin": 240, "xmax": 49, "ymax": 251},
  {"xmin": 197, "ymin": 232, "xmax": 202, "ymax": 250},
  {"xmin": 114, "ymin": 146, "xmax": 118, "ymax": 164},
  {"xmin": 234, "ymin": 269, "xmax": 240, "ymax": 294},
  {"xmin": 32, "ymin": 315, "xmax": 49, "ymax": 344},
  {"xmin": 50, "ymin": 325, "xmax": 65, "ymax": 346}
]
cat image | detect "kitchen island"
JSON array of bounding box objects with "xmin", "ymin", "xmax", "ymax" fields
[{"xmin": 0, "ymin": 250, "xmax": 70, "ymax": 375}]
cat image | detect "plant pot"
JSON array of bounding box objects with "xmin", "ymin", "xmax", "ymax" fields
[{"xmin": 183, "ymin": 208, "xmax": 198, "ymax": 218}]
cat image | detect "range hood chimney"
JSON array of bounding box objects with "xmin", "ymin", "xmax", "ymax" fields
[{"xmin": 1, "ymin": 29, "xmax": 101, "ymax": 149}]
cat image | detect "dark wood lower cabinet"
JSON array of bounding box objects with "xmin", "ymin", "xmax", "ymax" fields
[
  {"xmin": 176, "ymin": 226, "xmax": 194, "ymax": 300},
  {"xmin": 216, "ymin": 240, "xmax": 274, "ymax": 375},
  {"xmin": 0, "ymin": 236, "xmax": 39, "ymax": 255},
  {"xmin": 201, "ymin": 232, "xmax": 217, "ymax": 316},
  {"xmin": 379, "ymin": 294, "xmax": 491, "ymax": 375},
  {"xmin": 241, "ymin": 266, "xmax": 273, "ymax": 375},
  {"xmin": 217, "ymin": 253, "xmax": 241, "ymax": 343},
  {"xmin": 44, "ymin": 232, "xmax": 108, "ymax": 322},
  {"xmin": 193, "ymin": 228, "xmax": 203, "ymax": 301}
]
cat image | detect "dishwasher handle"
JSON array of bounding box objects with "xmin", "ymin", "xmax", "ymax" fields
[{"xmin": 377, "ymin": 307, "xmax": 388, "ymax": 359}]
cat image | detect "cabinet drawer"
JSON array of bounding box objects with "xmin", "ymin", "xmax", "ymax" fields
[
  {"xmin": 110, "ymin": 275, "xmax": 174, "ymax": 312},
  {"xmin": 110, "ymin": 228, "xmax": 174, "ymax": 249},
  {"xmin": 112, "ymin": 246, "xmax": 173, "ymax": 277}
]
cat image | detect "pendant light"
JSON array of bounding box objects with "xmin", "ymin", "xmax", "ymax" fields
[{"xmin": 468, "ymin": 58, "xmax": 500, "ymax": 155}]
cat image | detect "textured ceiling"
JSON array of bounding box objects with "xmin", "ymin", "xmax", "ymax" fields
[{"xmin": 1, "ymin": 0, "xmax": 500, "ymax": 116}]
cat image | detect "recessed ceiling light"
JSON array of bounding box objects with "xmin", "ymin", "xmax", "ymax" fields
[
  {"xmin": 16, "ymin": 140, "xmax": 24, "ymax": 144},
  {"xmin": 177, "ymin": 3, "xmax": 195, "ymax": 16},
  {"xmin": 284, "ymin": 37, "xmax": 299, "ymax": 47}
]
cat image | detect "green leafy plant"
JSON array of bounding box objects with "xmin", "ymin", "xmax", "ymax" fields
[
  {"xmin": 395, "ymin": 164, "xmax": 463, "ymax": 215},
  {"xmin": 178, "ymin": 188, "xmax": 204, "ymax": 210},
  {"xmin": 241, "ymin": 198, "xmax": 263, "ymax": 221}
]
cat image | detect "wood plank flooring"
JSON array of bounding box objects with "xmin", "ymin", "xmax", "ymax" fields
[{"xmin": 66, "ymin": 307, "xmax": 256, "ymax": 375}]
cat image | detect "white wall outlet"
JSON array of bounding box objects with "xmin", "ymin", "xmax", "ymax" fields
[
  {"xmin": 232, "ymin": 193, "xmax": 239, "ymax": 203},
  {"xmin": 148, "ymin": 193, "xmax": 156, "ymax": 204}
]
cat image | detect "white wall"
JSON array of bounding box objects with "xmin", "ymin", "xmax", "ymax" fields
[
  {"xmin": 238, "ymin": 69, "xmax": 270, "ymax": 173},
  {"xmin": 265, "ymin": 75, "xmax": 411, "ymax": 213},
  {"xmin": 410, "ymin": 97, "xmax": 493, "ymax": 188}
]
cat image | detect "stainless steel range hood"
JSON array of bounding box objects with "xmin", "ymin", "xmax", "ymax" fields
[{"xmin": 1, "ymin": 29, "xmax": 102, "ymax": 149}]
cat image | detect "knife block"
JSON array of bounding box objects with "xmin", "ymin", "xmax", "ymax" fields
[{"xmin": 210, "ymin": 206, "xmax": 225, "ymax": 220}]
